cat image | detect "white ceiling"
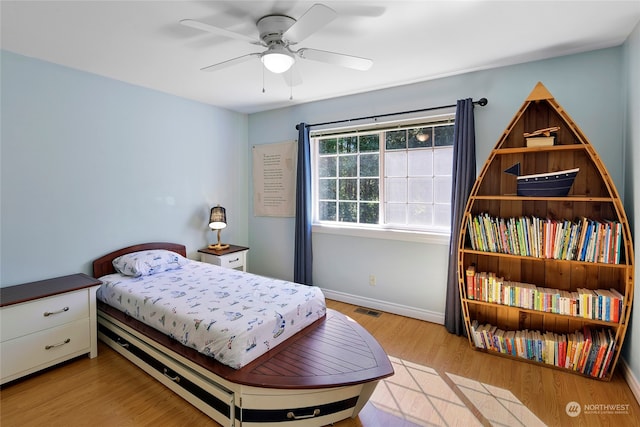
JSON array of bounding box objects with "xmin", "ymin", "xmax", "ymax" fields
[{"xmin": 2, "ymin": 1, "xmax": 640, "ymax": 114}]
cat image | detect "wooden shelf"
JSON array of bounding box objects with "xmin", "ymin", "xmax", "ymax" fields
[
  {"xmin": 461, "ymin": 249, "xmax": 629, "ymax": 268},
  {"xmin": 463, "ymin": 299, "xmax": 623, "ymax": 328},
  {"xmin": 471, "ymin": 195, "xmax": 614, "ymax": 202},
  {"xmin": 457, "ymin": 82, "xmax": 634, "ymax": 381},
  {"xmin": 471, "ymin": 347, "xmax": 608, "ymax": 380},
  {"xmin": 495, "ymin": 145, "xmax": 586, "ymax": 154}
]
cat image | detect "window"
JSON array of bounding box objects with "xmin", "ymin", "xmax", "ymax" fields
[{"xmin": 312, "ymin": 116, "xmax": 455, "ymax": 235}]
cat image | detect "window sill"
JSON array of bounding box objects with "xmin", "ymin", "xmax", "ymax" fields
[{"xmin": 312, "ymin": 224, "xmax": 450, "ymax": 245}]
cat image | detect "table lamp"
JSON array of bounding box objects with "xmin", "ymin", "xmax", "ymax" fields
[{"xmin": 208, "ymin": 205, "xmax": 229, "ymax": 250}]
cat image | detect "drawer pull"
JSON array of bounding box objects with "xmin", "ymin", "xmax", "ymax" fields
[
  {"xmin": 45, "ymin": 338, "xmax": 71, "ymax": 350},
  {"xmin": 163, "ymin": 368, "xmax": 180, "ymax": 383},
  {"xmin": 228, "ymin": 258, "xmax": 239, "ymax": 263},
  {"xmin": 287, "ymin": 409, "xmax": 320, "ymax": 420},
  {"xmin": 116, "ymin": 339, "xmax": 130, "ymax": 349},
  {"xmin": 43, "ymin": 307, "xmax": 70, "ymax": 317}
]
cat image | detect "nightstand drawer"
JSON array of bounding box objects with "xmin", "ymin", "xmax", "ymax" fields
[
  {"xmin": 210, "ymin": 253, "xmax": 243, "ymax": 269},
  {"xmin": 0, "ymin": 318, "xmax": 91, "ymax": 380},
  {"xmin": 0, "ymin": 289, "xmax": 89, "ymax": 342},
  {"xmin": 199, "ymin": 245, "xmax": 248, "ymax": 271}
]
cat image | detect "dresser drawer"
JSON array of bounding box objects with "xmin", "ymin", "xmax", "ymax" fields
[
  {"xmin": 0, "ymin": 289, "xmax": 89, "ymax": 342},
  {"xmin": 0, "ymin": 318, "xmax": 91, "ymax": 381}
]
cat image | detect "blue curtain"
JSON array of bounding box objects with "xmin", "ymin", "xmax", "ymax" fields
[
  {"xmin": 294, "ymin": 123, "xmax": 313, "ymax": 285},
  {"xmin": 444, "ymin": 99, "xmax": 476, "ymax": 335}
]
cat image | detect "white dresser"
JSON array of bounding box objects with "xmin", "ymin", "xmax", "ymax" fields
[{"xmin": 0, "ymin": 273, "xmax": 101, "ymax": 385}]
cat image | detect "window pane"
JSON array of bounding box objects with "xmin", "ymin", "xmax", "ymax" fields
[
  {"xmin": 338, "ymin": 136, "xmax": 358, "ymax": 153},
  {"xmin": 319, "ymin": 138, "xmax": 337, "ymax": 154},
  {"xmin": 339, "ymin": 155, "xmax": 357, "ymax": 177},
  {"xmin": 407, "ymin": 150, "xmax": 433, "ymax": 177},
  {"xmin": 434, "ymin": 176, "xmax": 452, "ymax": 203},
  {"xmin": 359, "ymin": 134, "xmax": 379, "ymax": 152},
  {"xmin": 386, "ymin": 130, "xmax": 406, "ymax": 150},
  {"xmin": 408, "ymin": 177, "xmax": 433, "ymax": 203},
  {"xmin": 386, "ymin": 203, "xmax": 406, "ymax": 224},
  {"xmin": 339, "ymin": 202, "xmax": 357, "ymax": 222},
  {"xmin": 408, "ymin": 203, "xmax": 433, "ymax": 226},
  {"xmin": 318, "ymin": 156, "xmax": 336, "ymax": 177},
  {"xmin": 360, "ymin": 202, "xmax": 379, "ymax": 224},
  {"xmin": 434, "ymin": 124, "xmax": 454, "ymax": 146},
  {"xmin": 318, "ymin": 179, "xmax": 336, "ymax": 199},
  {"xmin": 385, "ymin": 151, "xmax": 407, "ymax": 177},
  {"xmin": 386, "ymin": 177, "xmax": 407, "ymax": 203},
  {"xmin": 319, "ymin": 201, "xmax": 336, "ymax": 221},
  {"xmin": 408, "ymin": 127, "xmax": 433, "ymax": 148},
  {"xmin": 360, "ymin": 153, "xmax": 379, "ymax": 177},
  {"xmin": 339, "ymin": 178, "xmax": 357, "ymax": 200},
  {"xmin": 313, "ymin": 116, "xmax": 454, "ymax": 233},
  {"xmin": 359, "ymin": 178, "xmax": 379, "ymax": 201},
  {"xmin": 434, "ymin": 204, "xmax": 451, "ymax": 228},
  {"xmin": 434, "ymin": 147, "xmax": 453, "ymax": 176}
]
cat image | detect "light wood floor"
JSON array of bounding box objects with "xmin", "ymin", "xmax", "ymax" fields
[{"xmin": 1, "ymin": 299, "xmax": 638, "ymax": 426}]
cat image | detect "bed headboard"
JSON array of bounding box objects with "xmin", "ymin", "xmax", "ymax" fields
[{"xmin": 92, "ymin": 242, "xmax": 187, "ymax": 278}]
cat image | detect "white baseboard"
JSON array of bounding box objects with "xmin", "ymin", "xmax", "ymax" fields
[
  {"xmin": 320, "ymin": 288, "xmax": 445, "ymax": 325},
  {"xmin": 620, "ymin": 358, "xmax": 640, "ymax": 405}
]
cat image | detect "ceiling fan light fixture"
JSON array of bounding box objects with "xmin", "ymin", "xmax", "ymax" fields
[{"xmin": 261, "ymin": 45, "xmax": 295, "ymax": 74}]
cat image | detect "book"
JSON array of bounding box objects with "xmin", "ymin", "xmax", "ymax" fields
[{"xmin": 466, "ymin": 265, "xmax": 476, "ymax": 299}]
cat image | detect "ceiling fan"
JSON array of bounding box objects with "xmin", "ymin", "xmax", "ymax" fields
[{"xmin": 180, "ymin": 3, "xmax": 373, "ymax": 77}]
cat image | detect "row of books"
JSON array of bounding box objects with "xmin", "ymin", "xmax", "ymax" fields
[
  {"xmin": 470, "ymin": 321, "xmax": 616, "ymax": 378},
  {"xmin": 466, "ymin": 213, "xmax": 623, "ymax": 264},
  {"xmin": 465, "ymin": 267, "xmax": 624, "ymax": 322}
]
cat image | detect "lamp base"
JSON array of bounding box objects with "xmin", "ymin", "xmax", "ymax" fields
[{"xmin": 208, "ymin": 243, "xmax": 230, "ymax": 250}]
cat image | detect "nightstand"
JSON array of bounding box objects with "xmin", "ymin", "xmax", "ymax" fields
[
  {"xmin": 0, "ymin": 273, "xmax": 102, "ymax": 385},
  {"xmin": 198, "ymin": 245, "xmax": 249, "ymax": 271}
]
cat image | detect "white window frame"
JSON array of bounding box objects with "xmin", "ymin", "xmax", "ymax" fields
[{"xmin": 310, "ymin": 114, "xmax": 455, "ymax": 245}]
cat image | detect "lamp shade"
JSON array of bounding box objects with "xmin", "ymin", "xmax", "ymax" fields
[
  {"xmin": 261, "ymin": 44, "xmax": 295, "ymax": 74},
  {"xmin": 209, "ymin": 205, "xmax": 227, "ymax": 230}
]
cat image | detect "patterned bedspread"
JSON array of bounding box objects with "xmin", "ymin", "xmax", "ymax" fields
[{"xmin": 96, "ymin": 260, "xmax": 326, "ymax": 369}]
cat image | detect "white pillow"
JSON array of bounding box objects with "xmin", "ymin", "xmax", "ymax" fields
[{"xmin": 112, "ymin": 249, "xmax": 189, "ymax": 277}]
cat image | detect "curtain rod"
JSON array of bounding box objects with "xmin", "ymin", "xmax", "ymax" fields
[{"xmin": 296, "ymin": 97, "xmax": 487, "ymax": 130}]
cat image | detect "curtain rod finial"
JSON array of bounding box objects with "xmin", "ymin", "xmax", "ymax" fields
[{"xmin": 477, "ymin": 98, "xmax": 488, "ymax": 106}]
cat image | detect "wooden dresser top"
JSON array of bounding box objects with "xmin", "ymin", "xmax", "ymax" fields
[{"xmin": 1, "ymin": 273, "xmax": 101, "ymax": 307}]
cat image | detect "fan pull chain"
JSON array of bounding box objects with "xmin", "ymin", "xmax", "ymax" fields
[
  {"xmin": 289, "ymin": 68, "xmax": 293, "ymax": 100},
  {"xmin": 262, "ymin": 65, "xmax": 265, "ymax": 93}
]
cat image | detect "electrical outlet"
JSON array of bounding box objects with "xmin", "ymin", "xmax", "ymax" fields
[{"xmin": 369, "ymin": 275, "xmax": 376, "ymax": 286}]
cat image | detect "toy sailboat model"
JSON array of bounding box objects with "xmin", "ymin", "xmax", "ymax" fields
[{"xmin": 504, "ymin": 162, "xmax": 579, "ymax": 197}]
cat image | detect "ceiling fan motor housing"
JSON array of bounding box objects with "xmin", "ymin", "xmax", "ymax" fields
[{"xmin": 257, "ymin": 15, "xmax": 296, "ymax": 45}]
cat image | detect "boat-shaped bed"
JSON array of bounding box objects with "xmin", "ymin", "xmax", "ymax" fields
[{"xmin": 93, "ymin": 242, "xmax": 393, "ymax": 426}]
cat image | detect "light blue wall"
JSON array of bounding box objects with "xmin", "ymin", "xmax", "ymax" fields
[
  {"xmin": 1, "ymin": 38, "xmax": 636, "ymax": 384},
  {"xmin": 248, "ymin": 47, "xmax": 626, "ymax": 321},
  {"xmin": 622, "ymin": 21, "xmax": 640, "ymax": 390},
  {"xmin": 0, "ymin": 51, "xmax": 249, "ymax": 286}
]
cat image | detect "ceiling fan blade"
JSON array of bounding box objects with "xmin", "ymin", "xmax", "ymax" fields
[
  {"xmin": 180, "ymin": 19, "xmax": 260, "ymax": 44},
  {"xmin": 283, "ymin": 3, "xmax": 337, "ymax": 44},
  {"xmin": 201, "ymin": 53, "xmax": 261, "ymax": 72},
  {"xmin": 296, "ymin": 48, "xmax": 373, "ymax": 71},
  {"xmin": 282, "ymin": 65, "xmax": 303, "ymax": 87}
]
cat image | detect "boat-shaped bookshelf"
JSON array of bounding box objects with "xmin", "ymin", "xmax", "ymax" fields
[{"xmin": 457, "ymin": 82, "xmax": 634, "ymax": 380}]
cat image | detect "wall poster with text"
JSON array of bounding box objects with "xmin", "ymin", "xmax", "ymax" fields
[{"xmin": 252, "ymin": 141, "xmax": 297, "ymax": 217}]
